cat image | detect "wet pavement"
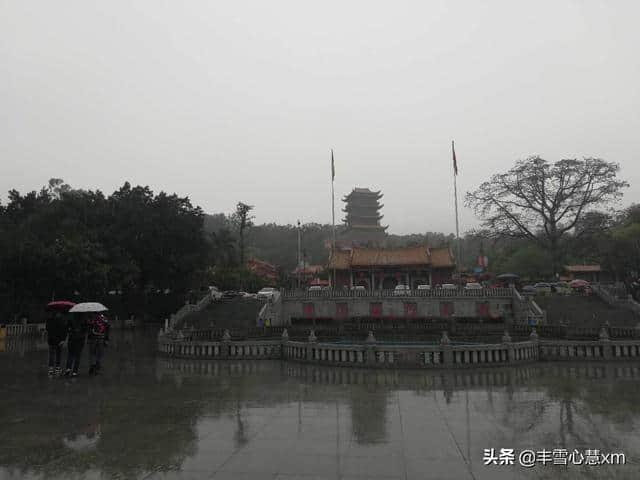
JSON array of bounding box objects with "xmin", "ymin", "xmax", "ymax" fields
[{"xmin": 1, "ymin": 331, "xmax": 640, "ymax": 479}]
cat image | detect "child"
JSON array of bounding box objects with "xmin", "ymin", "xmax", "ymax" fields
[
  {"xmin": 46, "ymin": 312, "xmax": 67, "ymax": 375},
  {"xmin": 65, "ymin": 313, "xmax": 88, "ymax": 377},
  {"xmin": 87, "ymin": 313, "xmax": 110, "ymax": 375}
]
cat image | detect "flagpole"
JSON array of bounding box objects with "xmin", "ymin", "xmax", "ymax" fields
[
  {"xmin": 297, "ymin": 220, "xmax": 301, "ymax": 290},
  {"xmin": 331, "ymin": 149, "xmax": 336, "ymax": 289},
  {"xmin": 452, "ymin": 141, "xmax": 461, "ymax": 286}
]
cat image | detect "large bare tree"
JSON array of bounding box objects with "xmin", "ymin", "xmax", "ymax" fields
[{"xmin": 465, "ymin": 156, "xmax": 628, "ymax": 273}]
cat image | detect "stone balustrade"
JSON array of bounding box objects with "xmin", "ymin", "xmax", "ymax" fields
[
  {"xmin": 539, "ymin": 340, "xmax": 640, "ymax": 360},
  {"xmin": 282, "ymin": 287, "xmax": 513, "ymax": 300},
  {"xmin": 158, "ymin": 328, "xmax": 553, "ymax": 369},
  {"xmin": 1, "ymin": 323, "xmax": 45, "ymax": 338}
]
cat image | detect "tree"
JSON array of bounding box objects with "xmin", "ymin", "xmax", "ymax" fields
[
  {"xmin": 465, "ymin": 156, "xmax": 628, "ymax": 274},
  {"xmin": 231, "ymin": 202, "xmax": 254, "ymax": 290}
]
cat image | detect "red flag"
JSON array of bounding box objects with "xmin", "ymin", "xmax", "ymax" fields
[
  {"xmin": 331, "ymin": 149, "xmax": 335, "ymax": 181},
  {"xmin": 452, "ymin": 140, "xmax": 458, "ymax": 175}
]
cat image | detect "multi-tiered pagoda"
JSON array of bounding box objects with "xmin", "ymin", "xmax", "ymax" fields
[
  {"xmin": 328, "ymin": 187, "xmax": 455, "ymax": 289},
  {"xmin": 338, "ymin": 187, "xmax": 388, "ymax": 247}
]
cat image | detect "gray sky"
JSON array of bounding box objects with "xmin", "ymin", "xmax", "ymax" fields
[{"xmin": 2, "ymin": 0, "xmax": 639, "ymax": 235}]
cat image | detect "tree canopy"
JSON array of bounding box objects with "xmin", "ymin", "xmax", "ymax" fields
[
  {"xmin": 466, "ymin": 156, "xmax": 628, "ymax": 272},
  {"xmin": 0, "ymin": 180, "xmax": 208, "ymax": 320}
]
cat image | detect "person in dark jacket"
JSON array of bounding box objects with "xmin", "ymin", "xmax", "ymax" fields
[
  {"xmin": 87, "ymin": 313, "xmax": 110, "ymax": 375},
  {"xmin": 46, "ymin": 312, "xmax": 67, "ymax": 375},
  {"xmin": 65, "ymin": 313, "xmax": 88, "ymax": 377}
]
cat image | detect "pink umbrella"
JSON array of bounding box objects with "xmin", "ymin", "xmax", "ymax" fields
[
  {"xmin": 46, "ymin": 300, "xmax": 76, "ymax": 312},
  {"xmin": 569, "ymin": 279, "xmax": 590, "ymax": 288}
]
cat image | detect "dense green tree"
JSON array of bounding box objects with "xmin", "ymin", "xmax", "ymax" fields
[{"xmin": 0, "ymin": 179, "xmax": 209, "ymax": 321}]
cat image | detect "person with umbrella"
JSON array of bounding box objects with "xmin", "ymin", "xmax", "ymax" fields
[
  {"xmin": 87, "ymin": 312, "xmax": 110, "ymax": 375},
  {"xmin": 45, "ymin": 301, "xmax": 75, "ymax": 376},
  {"xmin": 65, "ymin": 302, "xmax": 108, "ymax": 377}
]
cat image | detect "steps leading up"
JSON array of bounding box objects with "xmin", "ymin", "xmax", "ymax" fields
[
  {"xmin": 534, "ymin": 295, "xmax": 639, "ymax": 327},
  {"xmin": 176, "ymin": 297, "xmax": 264, "ymax": 330}
]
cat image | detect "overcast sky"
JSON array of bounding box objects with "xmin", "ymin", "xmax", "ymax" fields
[{"xmin": 2, "ymin": 0, "xmax": 639, "ymax": 235}]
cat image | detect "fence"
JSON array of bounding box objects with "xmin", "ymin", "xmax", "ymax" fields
[
  {"xmin": 158, "ymin": 328, "xmax": 544, "ymax": 369},
  {"xmin": 281, "ymin": 287, "xmax": 513, "ymax": 300},
  {"xmin": 1, "ymin": 323, "xmax": 45, "ymax": 338}
]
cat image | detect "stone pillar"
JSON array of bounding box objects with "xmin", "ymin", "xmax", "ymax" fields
[
  {"xmin": 365, "ymin": 331, "xmax": 377, "ymax": 365},
  {"xmin": 440, "ymin": 331, "xmax": 453, "ymax": 366},
  {"xmin": 599, "ymin": 327, "xmax": 611, "ymax": 359},
  {"xmin": 281, "ymin": 329, "xmax": 289, "ymax": 360},
  {"xmin": 502, "ymin": 330, "xmax": 513, "ymax": 362},
  {"xmin": 529, "ymin": 328, "xmax": 539, "ymax": 359},
  {"xmin": 164, "ymin": 318, "xmax": 169, "ymax": 333},
  {"xmin": 221, "ymin": 329, "xmax": 231, "ymax": 359},
  {"xmin": 307, "ymin": 329, "xmax": 317, "ymax": 362}
]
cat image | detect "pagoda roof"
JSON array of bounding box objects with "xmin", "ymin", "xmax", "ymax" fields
[
  {"xmin": 342, "ymin": 188, "xmax": 383, "ymax": 201},
  {"xmin": 344, "ymin": 224, "xmax": 388, "ymax": 231},
  {"xmin": 342, "ymin": 203, "xmax": 383, "ymax": 211},
  {"xmin": 327, "ymin": 245, "xmax": 455, "ymax": 269}
]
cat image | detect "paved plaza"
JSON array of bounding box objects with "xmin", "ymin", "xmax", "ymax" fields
[{"xmin": 1, "ymin": 331, "xmax": 639, "ymax": 479}]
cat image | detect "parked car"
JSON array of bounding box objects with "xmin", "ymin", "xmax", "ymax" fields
[
  {"xmin": 308, "ymin": 286, "xmax": 323, "ymax": 295},
  {"xmin": 552, "ymin": 282, "xmax": 571, "ymax": 295},
  {"xmin": 240, "ymin": 291, "xmax": 257, "ymax": 299},
  {"xmin": 534, "ymin": 282, "xmax": 552, "ymax": 295},
  {"xmin": 222, "ymin": 290, "xmax": 240, "ymax": 299},
  {"xmin": 464, "ymin": 282, "xmax": 483, "ymax": 290},
  {"xmin": 417, "ymin": 284, "xmax": 432, "ymax": 291},
  {"xmin": 257, "ymin": 287, "xmax": 277, "ymax": 300},
  {"xmin": 208, "ymin": 286, "xmax": 223, "ymax": 301},
  {"xmin": 569, "ymin": 279, "xmax": 591, "ymax": 293},
  {"xmin": 441, "ymin": 284, "xmax": 457, "ymax": 290},
  {"xmin": 394, "ymin": 285, "xmax": 411, "ymax": 296},
  {"xmin": 350, "ymin": 285, "xmax": 366, "ymax": 292}
]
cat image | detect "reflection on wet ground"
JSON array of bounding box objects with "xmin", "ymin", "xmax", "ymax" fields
[{"xmin": 1, "ymin": 331, "xmax": 639, "ymax": 479}]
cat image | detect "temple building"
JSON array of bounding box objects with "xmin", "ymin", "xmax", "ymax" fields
[
  {"xmin": 327, "ymin": 186, "xmax": 456, "ymax": 289},
  {"xmin": 328, "ymin": 245, "xmax": 455, "ymax": 289},
  {"xmin": 338, "ymin": 188, "xmax": 388, "ymax": 247}
]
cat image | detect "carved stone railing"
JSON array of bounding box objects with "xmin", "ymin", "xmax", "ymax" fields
[
  {"xmin": 158, "ymin": 329, "xmax": 542, "ymax": 368},
  {"xmin": 2, "ymin": 323, "xmax": 45, "ymax": 338},
  {"xmin": 281, "ymin": 287, "xmax": 513, "ymax": 300}
]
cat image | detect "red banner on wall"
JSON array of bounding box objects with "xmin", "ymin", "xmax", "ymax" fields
[
  {"xmin": 303, "ymin": 303, "xmax": 314, "ymax": 318},
  {"xmin": 404, "ymin": 302, "xmax": 417, "ymax": 317},
  {"xmin": 370, "ymin": 303, "xmax": 382, "ymax": 316},
  {"xmin": 440, "ymin": 302, "xmax": 454, "ymax": 317},
  {"xmin": 336, "ymin": 303, "xmax": 348, "ymax": 318},
  {"xmin": 476, "ymin": 302, "xmax": 490, "ymax": 317}
]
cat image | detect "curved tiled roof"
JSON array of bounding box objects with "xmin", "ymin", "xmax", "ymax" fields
[
  {"xmin": 351, "ymin": 246, "xmax": 430, "ymax": 266},
  {"xmin": 430, "ymin": 247, "xmax": 455, "ymax": 267},
  {"xmin": 327, "ymin": 245, "xmax": 455, "ymax": 269}
]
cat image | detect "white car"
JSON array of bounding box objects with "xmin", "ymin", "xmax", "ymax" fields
[
  {"xmin": 417, "ymin": 284, "xmax": 432, "ymax": 291},
  {"xmin": 208, "ymin": 286, "xmax": 223, "ymax": 300},
  {"xmin": 257, "ymin": 287, "xmax": 277, "ymax": 300},
  {"xmin": 441, "ymin": 284, "xmax": 457, "ymax": 290},
  {"xmin": 393, "ymin": 284, "xmax": 411, "ymax": 296},
  {"xmin": 464, "ymin": 282, "xmax": 483, "ymax": 290}
]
